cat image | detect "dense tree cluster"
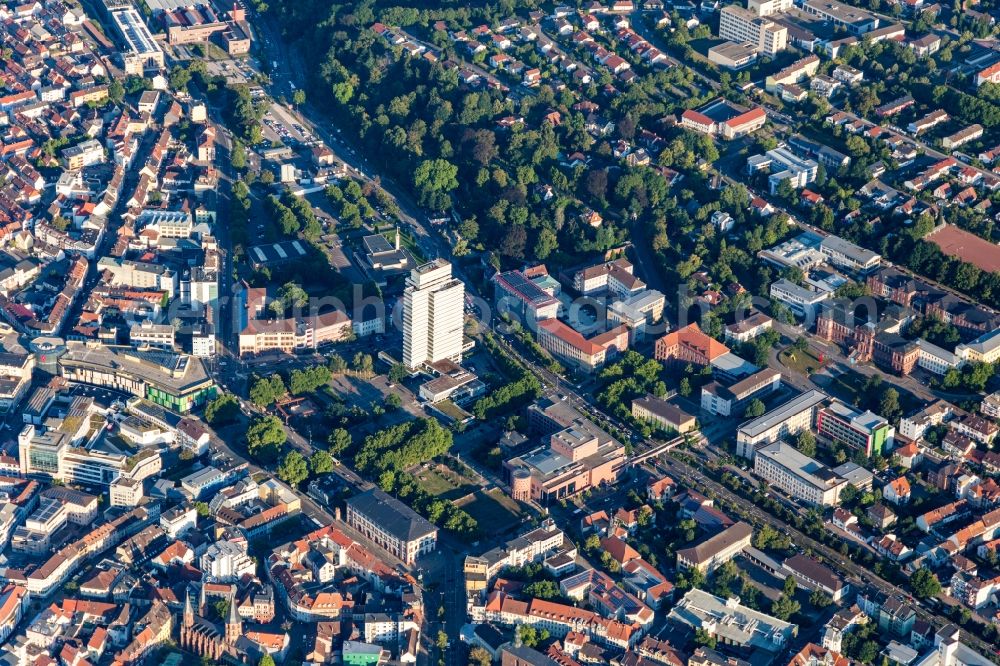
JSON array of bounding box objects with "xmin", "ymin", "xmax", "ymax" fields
[
  {"xmin": 204, "ymin": 394, "xmax": 240, "ymax": 425},
  {"xmin": 472, "ymin": 335, "xmax": 542, "ymax": 419},
  {"xmin": 289, "ymin": 365, "xmax": 333, "ymax": 395},
  {"xmin": 354, "ymin": 418, "xmax": 453, "ymax": 474},
  {"xmin": 249, "ymin": 374, "xmax": 287, "ymax": 407},
  {"xmin": 246, "ymin": 414, "xmax": 286, "ymax": 459}
]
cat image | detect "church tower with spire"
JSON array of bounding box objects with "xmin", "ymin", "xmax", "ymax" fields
[
  {"xmin": 183, "ymin": 590, "xmax": 194, "ymax": 628},
  {"xmin": 225, "ymin": 596, "xmax": 242, "ymax": 645}
]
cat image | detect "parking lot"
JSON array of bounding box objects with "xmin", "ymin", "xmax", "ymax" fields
[{"xmin": 264, "ymin": 102, "xmax": 313, "ymax": 145}]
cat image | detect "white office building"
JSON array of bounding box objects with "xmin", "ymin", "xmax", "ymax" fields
[
  {"xmin": 770, "ymin": 279, "xmax": 830, "ymax": 317},
  {"xmin": 819, "ymin": 236, "xmax": 881, "ymax": 273},
  {"xmin": 754, "ymin": 441, "xmax": 863, "ymax": 506},
  {"xmin": 736, "ymin": 390, "xmax": 827, "ymax": 457},
  {"xmin": 748, "ymin": 147, "xmax": 818, "ymax": 194},
  {"xmin": 402, "ymin": 259, "xmax": 465, "ymax": 370},
  {"xmin": 200, "ymin": 540, "xmax": 256, "ymax": 582},
  {"xmin": 748, "ymin": 0, "xmax": 794, "ymax": 15},
  {"xmin": 719, "ymin": 5, "xmax": 788, "ymax": 55}
]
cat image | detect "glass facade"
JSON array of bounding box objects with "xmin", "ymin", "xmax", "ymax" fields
[{"xmin": 29, "ymin": 448, "xmax": 59, "ymax": 474}]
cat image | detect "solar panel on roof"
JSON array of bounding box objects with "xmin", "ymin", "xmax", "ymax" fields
[{"xmin": 499, "ymin": 270, "xmax": 552, "ymax": 306}]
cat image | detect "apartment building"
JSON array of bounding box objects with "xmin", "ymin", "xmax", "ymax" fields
[
  {"xmin": 977, "ymin": 61, "xmax": 1000, "ymax": 87},
  {"xmin": 765, "ymin": 55, "xmax": 821, "ymax": 92},
  {"xmin": 200, "ymin": 540, "xmax": 256, "ymax": 582},
  {"xmin": 816, "ymin": 399, "xmax": 894, "ymax": 457},
  {"xmin": 0, "ymin": 352, "xmax": 34, "ymax": 413},
  {"xmin": 982, "ymin": 392, "xmax": 1000, "ymax": 420},
  {"xmin": 0, "ymin": 585, "xmax": 27, "ymax": 645},
  {"xmin": 952, "ymin": 414, "xmax": 998, "ymax": 446},
  {"xmin": 402, "ymin": 259, "xmax": 465, "ymax": 370},
  {"xmin": 345, "ymin": 489, "xmax": 438, "ymax": 565},
  {"xmin": 12, "ymin": 497, "xmax": 68, "ymax": 555},
  {"xmin": 942, "ymin": 125, "xmax": 983, "ymax": 150},
  {"xmin": 484, "ymin": 593, "xmax": 641, "ymax": 650},
  {"xmin": 736, "ymin": 390, "xmax": 828, "ymax": 458},
  {"xmin": 110, "ymin": 476, "xmax": 144, "ymax": 507},
  {"xmin": 466, "ymin": 519, "xmax": 568, "ymax": 591},
  {"xmin": 749, "ymin": 0, "xmax": 794, "ymax": 14},
  {"xmin": 898, "ymin": 400, "xmax": 954, "ymax": 442},
  {"xmin": 61, "ymin": 139, "xmax": 105, "ymax": 169},
  {"xmin": 908, "ymin": 110, "xmax": 950, "ymax": 135},
  {"xmin": 719, "ymin": 5, "xmax": 788, "ymax": 55}
]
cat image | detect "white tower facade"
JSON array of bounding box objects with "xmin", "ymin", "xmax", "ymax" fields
[{"xmin": 402, "ymin": 259, "xmax": 465, "ymax": 370}]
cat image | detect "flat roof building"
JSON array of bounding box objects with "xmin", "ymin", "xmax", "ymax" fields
[
  {"xmin": 816, "ymin": 399, "xmax": 894, "ymax": 457},
  {"xmin": 719, "ymin": 5, "xmax": 788, "ymax": 56},
  {"xmin": 607, "ymin": 290, "xmax": 665, "ymax": 340},
  {"xmin": 668, "ymin": 589, "xmax": 797, "ymax": 655},
  {"xmin": 753, "ymin": 441, "xmax": 871, "ymax": 506},
  {"xmin": 109, "ymin": 4, "xmax": 166, "ymax": 74},
  {"xmin": 493, "ymin": 269, "xmax": 560, "ymax": 329},
  {"xmin": 737, "ymin": 390, "xmax": 827, "ymax": 458},
  {"xmin": 770, "ymin": 278, "xmax": 830, "ymax": 317},
  {"xmin": 59, "ymin": 342, "xmax": 216, "ymax": 413},
  {"xmin": 708, "ymin": 41, "xmax": 759, "ymax": 70},
  {"xmin": 402, "ymin": 260, "xmax": 465, "ymax": 370},
  {"xmin": 247, "ymin": 240, "xmax": 309, "ymax": 269},
  {"xmin": 802, "ymin": 0, "xmax": 879, "ymax": 34},
  {"xmin": 819, "ymin": 235, "xmax": 881, "ymax": 273},
  {"xmin": 506, "ymin": 400, "xmax": 625, "ymax": 504}
]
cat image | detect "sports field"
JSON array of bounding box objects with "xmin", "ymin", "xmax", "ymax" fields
[{"xmin": 927, "ymin": 224, "xmax": 1000, "ymax": 273}]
